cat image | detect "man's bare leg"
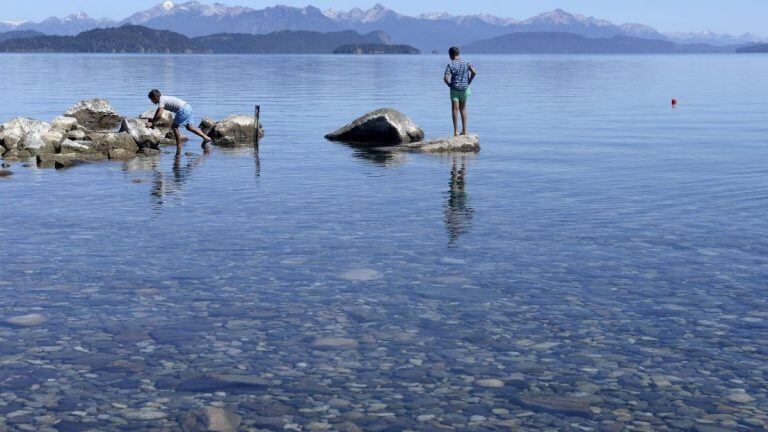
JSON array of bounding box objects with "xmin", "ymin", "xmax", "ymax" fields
[
  {"xmin": 452, "ymin": 100, "xmax": 460, "ymax": 136},
  {"xmin": 172, "ymin": 127, "xmax": 182, "ymax": 153},
  {"xmin": 459, "ymin": 100, "xmax": 468, "ymax": 135},
  {"xmin": 185, "ymin": 124, "xmax": 211, "ymax": 146}
]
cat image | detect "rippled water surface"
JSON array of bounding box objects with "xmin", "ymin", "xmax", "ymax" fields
[{"xmin": 1, "ymin": 54, "xmax": 768, "ymax": 431}]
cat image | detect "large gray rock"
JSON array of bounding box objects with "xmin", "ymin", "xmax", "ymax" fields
[
  {"xmin": 37, "ymin": 153, "xmax": 108, "ymax": 169},
  {"xmin": 60, "ymin": 139, "xmax": 98, "ymax": 154},
  {"xmin": 119, "ymin": 118, "xmax": 164, "ymax": 147},
  {"xmin": 210, "ymin": 115, "xmax": 264, "ymax": 146},
  {"xmin": 325, "ymin": 108, "xmax": 424, "ymax": 145},
  {"xmin": 87, "ymin": 132, "xmax": 138, "ymax": 155},
  {"xmin": 181, "ymin": 407, "xmax": 241, "ymax": 432},
  {"xmin": 387, "ymin": 134, "xmax": 480, "ymax": 153},
  {"xmin": 0, "ymin": 117, "xmax": 52, "ymax": 152},
  {"xmin": 64, "ymin": 99, "xmax": 122, "ymax": 131},
  {"xmin": 51, "ymin": 116, "xmax": 79, "ymax": 132},
  {"xmin": 139, "ymin": 109, "xmax": 174, "ymax": 129}
]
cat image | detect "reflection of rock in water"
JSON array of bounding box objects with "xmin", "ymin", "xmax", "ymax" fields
[{"xmin": 444, "ymin": 156, "xmax": 474, "ymax": 245}]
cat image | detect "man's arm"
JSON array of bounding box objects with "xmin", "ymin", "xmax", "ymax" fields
[
  {"xmin": 148, "ymin": 106, "xmax": 164, "ymax": 128},
  {"xmin": 444, "ymin": 72, "xmax": 452, "ymax": 87},
  {"xmin": 468, "ymin": 65, "xmax": 478, "ymax": 85}
]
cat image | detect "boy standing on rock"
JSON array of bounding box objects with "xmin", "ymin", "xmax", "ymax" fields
[
  {"xmin": 444, "ymin": 47, "xmax": 477, "ymax": 136},
  {"xmin": 147, "ymin": 89, "xmax": 211, "ymax": 153}
]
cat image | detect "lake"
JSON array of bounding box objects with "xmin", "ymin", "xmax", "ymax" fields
[{"xmin": 1, "ymin": 54, "xmax": 767, "ymax": 431}]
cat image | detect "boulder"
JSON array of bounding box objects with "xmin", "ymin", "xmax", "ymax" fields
[
  {"xmin": 209, "ymin": 115, "xmax": 264, "ymax": 146},
  {"xmin": 67, "ymin": 128, "xmax": 88, "ymax": 141},
  {"xmin": 181, "ymin": 407, "xmax": 242, "ymax": 432},
  {"xmin": 119, "ymin": 118, "xmax": 164, "ymax": 147},
  {"xmin": 386, "ymin": 134, "xmax": 480, "ymax": 153},
  {"xmin": 19, "ymin": 128, "xmax": 61, "ymax": 157},
  {"xmin": 199, "ymin": 117, "xmax": 216, "ymax": 136},
  {"xmin": 0, "ymin": 117, "xmax": 52, "ymax": 152},
  {"xmin": 64, "ymin": 99, "xmax": 122, "ymax": 131},
  {"xmin": 51, "ymin": 116, "xmax": 78, "ymax": 131},
  {"xmin": 0, "ymin": 169, "xmax": 12, "ymax": 177},
  {"xmin": 87, "ymin": 132, "xmax": 138, "ymax": 155},
  {"xmin": 60, "ymin": 139, "xmax": 98, "ymax": 154},
  {"xmin": 140, "ymin": 109, "xmax": 174, "ymax": 129},
  {"xmin": 108, "ymin": 149, "xmax": 136, "ymax": 161},
  {"xmin": 37, "ymin": 153, "xmax": 107, "ymax": 169},
  {"xmin": 325, "ymin": 108, "xmax": 424, "ymax": 145}
]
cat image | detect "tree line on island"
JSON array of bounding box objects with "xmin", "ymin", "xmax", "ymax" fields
[
  {"xmin": 0, "ymin": 24, "xmax": 764, "ymax": 55},
  {"xmin": 0, "ymin": 25, "xmax": 420, "ymax": 54}
]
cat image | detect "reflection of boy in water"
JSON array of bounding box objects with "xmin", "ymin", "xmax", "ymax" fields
[{"xmin": 444, "ymin": 156, "xmax": 474, "ymax": 245}]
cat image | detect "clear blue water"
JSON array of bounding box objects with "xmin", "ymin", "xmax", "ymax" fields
[{"xmin": 1, "ymin": 54, "xmax": 767, "ymax": 431}]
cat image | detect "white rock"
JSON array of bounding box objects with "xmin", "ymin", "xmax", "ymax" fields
[
  {"xmin": 339, "ymin": 268, "xmax": 382, "ymax": 282},
  {"xmin": 4, "ymin": 313, "xmax": 47, "ymax": 327},
  {"xmin": 476, "ymin": 379, "xmax": 505, "ymax": 388},
  {"xmin": 311, "ymin": 337, "xmax": 359, "ymax": 351}
]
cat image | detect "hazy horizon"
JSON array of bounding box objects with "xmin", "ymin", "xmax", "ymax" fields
[{"xmin": 0, "ymin": 0, "xmax": 765, "ymax": 37}]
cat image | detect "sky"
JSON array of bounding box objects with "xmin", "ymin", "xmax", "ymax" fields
[{"xmin": 1, "ymin": 0, "xmax": 765, "ymax": 36}]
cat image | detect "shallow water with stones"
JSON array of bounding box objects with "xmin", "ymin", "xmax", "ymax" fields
[{"xmin": 0, "ymin": 54, "xmax": 767, "ymax": 431}]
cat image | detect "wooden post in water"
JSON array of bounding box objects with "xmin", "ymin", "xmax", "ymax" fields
[{"xmin": 254, "ymin": 105, "xmax": 261, "ymax": 147}]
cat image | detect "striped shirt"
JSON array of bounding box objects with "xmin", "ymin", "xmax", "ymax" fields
[{"xmin": 445, "ymin": 59, "xmax": 473, "ymax": 91}]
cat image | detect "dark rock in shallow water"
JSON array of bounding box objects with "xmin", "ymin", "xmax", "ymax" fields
[
  {"xmin": 176, "ymin": 374, "xmax": 270, "ymax": 393},
  {"xmin": 37, "ymin": 152, "xmax": 107, "ymax": 169},
  {"xmin": 64, "ymin": 99, "xmax": 122, "ymax": 131},
  {"xmin": 181, "ymin": 407, "xmax": 242, "ymax": 432},
  {"xmin": 513, "ymin": 394, "xmax": 594, "ymax": 418},
  {"xmin": 325, "ymin": 108, "xmax": 424, "ymax": 145},
  {"xmin": 0, "ymin": 169, "xmax": 12, "ymax": 177}
]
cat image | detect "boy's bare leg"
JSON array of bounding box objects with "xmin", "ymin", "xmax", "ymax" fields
[
  {"xmin": 459, "ymin": 100, "xmax": 468, "ymax": 135},
  {"xmin": 172, "ymin": 127, "xmax": 182, "ymax": 153},
  {"xmin": 185, "ymin": 124, "xmax": 211, "ymax": 146},
  {"xmin": 452, "ymin": 100, "xmax": 460, "ymax": 136}
]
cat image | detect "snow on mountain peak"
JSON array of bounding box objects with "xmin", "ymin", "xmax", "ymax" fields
[{"xmin": 162, "ymin": 1, "xmax": 175, "ymax": 10}]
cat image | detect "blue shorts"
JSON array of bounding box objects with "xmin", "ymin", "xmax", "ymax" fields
[{"xmin": 173, "ymin": 105, "xmax": 194, "ymax": 128}]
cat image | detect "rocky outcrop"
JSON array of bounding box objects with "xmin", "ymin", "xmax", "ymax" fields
[
  {"xmin": 2, "ymin": 98, "xmax": 265, "ymax": 169},
  {"xmin": 205, "ymin": 115, "xmax": 265, "ymax": 146},
  {"xmin": 64, "ymin": 99, "xmax": 122, "ymax": 130},
  {"xmin": 385, "ymin": 134, "xmax": 480, "ymax": 153},
  {"xmin": 325, "ymin": 108, "xmax": 424, "ymax": 145}
]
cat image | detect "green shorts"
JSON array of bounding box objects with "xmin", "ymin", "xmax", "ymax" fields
[{"xmin": 450, "ymin": 88, "xmax": 471, "ymax": 102}]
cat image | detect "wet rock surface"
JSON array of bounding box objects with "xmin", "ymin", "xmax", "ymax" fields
[
  {"xmin": 389, "ymin": 134, "xmax": 481, "ymax": 153},
  {"xmin": 325, "ymin": 108, "xmax": 425, "ymax": 145}
]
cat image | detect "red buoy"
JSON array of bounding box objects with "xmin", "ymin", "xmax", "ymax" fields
[{"xmin": 671, "ymin": 98, "xmax": 678, "ymax": 107}]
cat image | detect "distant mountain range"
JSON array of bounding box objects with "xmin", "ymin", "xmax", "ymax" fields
[
  {"xmin": 736, "ymin": 44, "xmax": 768, "ymax": 53},
  {"xmin": 463, "ymin": 32, "xmax": 741, "ymax": 55},
  {"xmin": 0, "ymin": 25, "xmax": 752, "ymax": 55},
  {"xmin": 0, "ymin": 1, "xmax": 764, "ymax": 51},
  {"xmin": 0, "ymin": 25, "xmax": 410, "ymax": 54}
]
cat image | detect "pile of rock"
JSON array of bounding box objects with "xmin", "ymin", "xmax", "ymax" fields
[
  {"xmin": 0, "ymin": 99, "xmax": 265, "ymax": 169},
  {"xmin": 325, "ymin": 108, "xmax": 480, "ymax": 153}
]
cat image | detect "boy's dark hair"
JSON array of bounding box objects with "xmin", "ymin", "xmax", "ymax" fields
[
  {"xmin": 148, "ymin": 89, "xmax": 161, "ymax": 100},
  {"xmin": 449, "ymin": 46, "xmax": 460, "ymax": 59}
]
